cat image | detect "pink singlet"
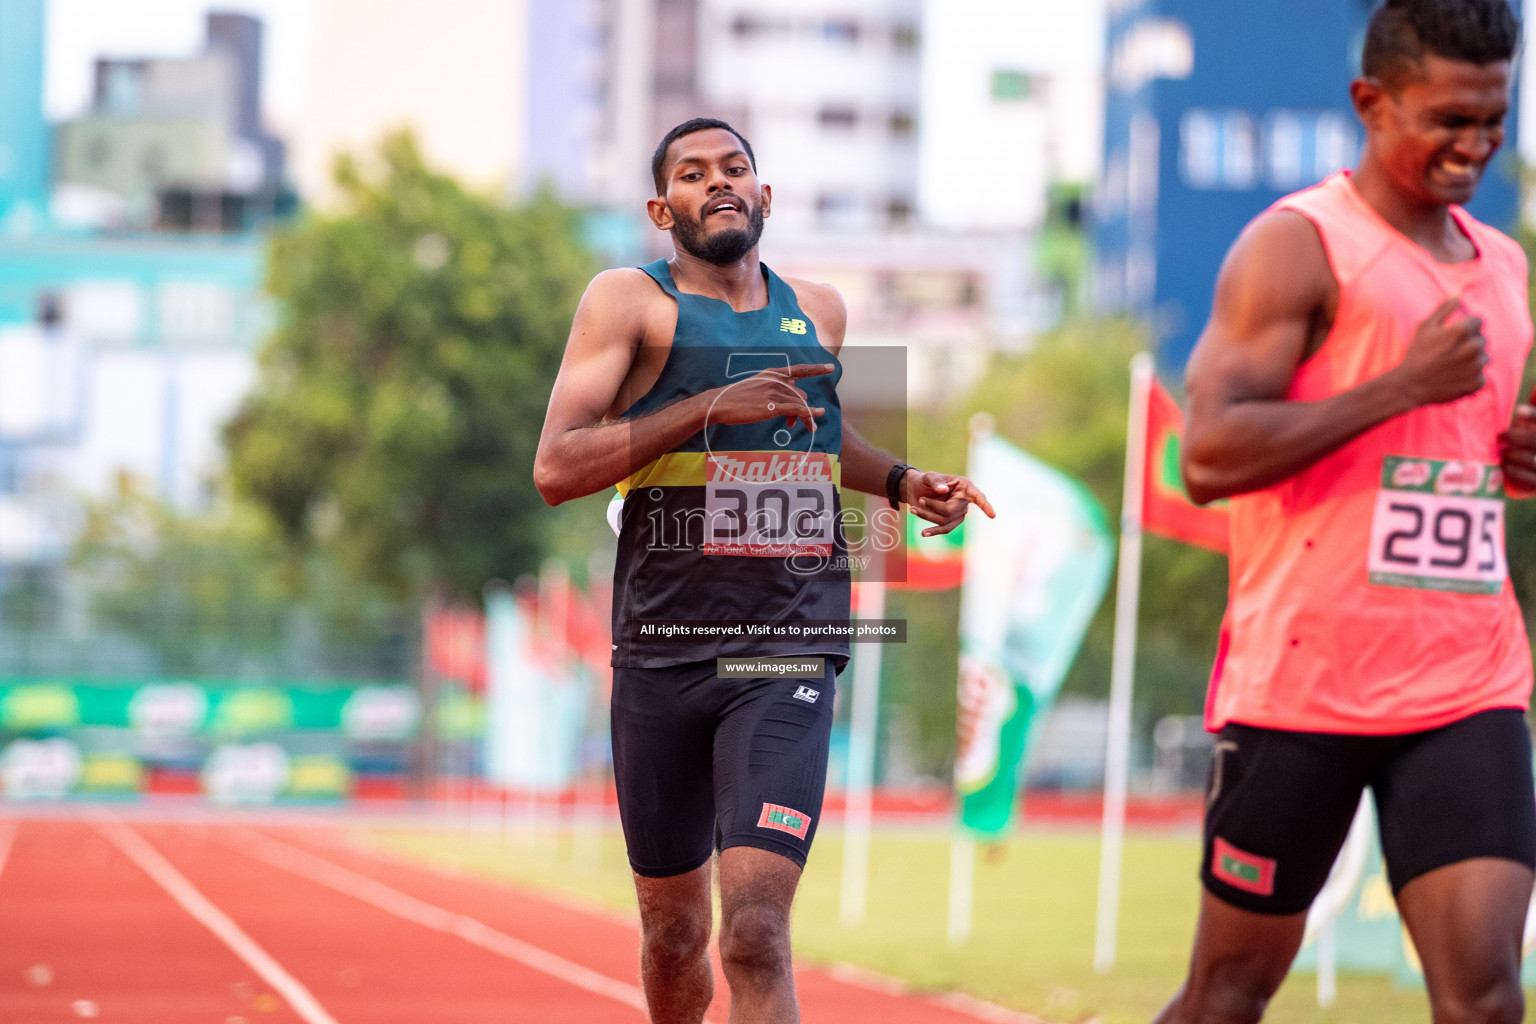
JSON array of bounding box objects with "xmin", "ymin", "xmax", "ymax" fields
[{"xmin": 1206, "ymin": 171, "xmax": 1534, "ymax": 735}]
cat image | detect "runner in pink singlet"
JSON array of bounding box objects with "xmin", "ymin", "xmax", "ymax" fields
[
  {"xmin": 1206, "ymin": 168, "xmax": 1533, "ymax": 736},
  {"xmin": 1156, "ymin": 3, "xmax": 1536, "ymax": 1023}
]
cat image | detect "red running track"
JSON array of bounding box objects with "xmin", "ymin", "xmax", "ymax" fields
[{"xmin": 0, "ymin": 817, "xmax": 1042, "ymax": 1024}]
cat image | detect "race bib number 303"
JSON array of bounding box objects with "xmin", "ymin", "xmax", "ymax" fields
[
  {"xmin": 1366, "ymin": 456, "xmax": 1506, "ymax": 595},
  {"xmin": 705, "ymin": 452, "xmax": 835, "ymax": 557}
]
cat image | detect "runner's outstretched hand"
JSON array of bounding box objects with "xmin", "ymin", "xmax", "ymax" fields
[{"xmin": 902, "ymin": 471, "xmax": 995, "ymax": 536}]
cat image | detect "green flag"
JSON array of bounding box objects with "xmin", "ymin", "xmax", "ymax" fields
[{"xmin": 955, "ymin": 430, "xmax": 1114, "ymax": 837}]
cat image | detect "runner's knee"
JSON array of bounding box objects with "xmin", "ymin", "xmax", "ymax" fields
[
  {"xmin": 1183, "ymin": 986, "xmax": 1271, "ymax": 1024},
  {"xmin": 719, "ymin": 899, "xmax": 792, "ymax": 976},
  {"xmin": 1431, "ymin": 977, "xmax": 1524, "ymax": 1024},
  {"xmin": 640, "ymin": 907, "xmax": 711, "ymax": 970},
  {"xmin": 1181, "ymin": 957, "xmax": 1290, "ymax": 1024}
]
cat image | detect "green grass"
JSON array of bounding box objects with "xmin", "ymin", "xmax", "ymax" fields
[{"xmin": 358, "ymin": 821, "xmax": 1450, "ymax": 1024}]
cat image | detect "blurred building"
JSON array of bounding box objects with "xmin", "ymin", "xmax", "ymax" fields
[
  {"xmin": 917, "ymin": 0, "xmax": 1104, "ymax": 234},
  {"xmin": 0, "ymin": 2, "xmax": 275, "ymax": 576},
  {"xmin": 520, "ymin": 0, "xmax": 1105, "ymax": 396},
  {"xmin": 53, "ymin": 13, "xmax": 290, "ymax": 233},
  {"xmin": 1095, "ymin": 0, "xmax": 1521, "ymax": 370},
  {"xmin": 695, "ymin": 0, "xmax": 923, "ymax": 235},
  {"xmin": 292, "ymin": 0, "xmax": 529, "ymax": 204}
]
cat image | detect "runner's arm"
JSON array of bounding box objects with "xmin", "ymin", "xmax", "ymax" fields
[
  {"xmin": 791, "ymin": 277, "xmax": 995, "ymax": 533},
  {"xmin": 1498, "ymin": 398, "xmax": 1536, "ymax": 496},
  {"xmin": 535, "ymin": 271, "xmax": 708, "ymax": 505},
  {"xmin": 840, "ymin": 430, "xmax": 994, "ymax": 535},
  {"xmin": 1181, "ymin": 211, "xmax": 1488, "ymax": 504}
]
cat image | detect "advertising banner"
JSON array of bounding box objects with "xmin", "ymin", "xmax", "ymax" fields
[{"xmin": 0, "ymin": 677, "xmax": 434, "ymax": 802}]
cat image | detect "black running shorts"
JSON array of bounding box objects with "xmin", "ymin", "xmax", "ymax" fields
[
  {"xmin": 611, "ymin": 658, "xmax": 836, "ymax": 878},
  {"xmin": 1200, "ymin": 708, "xmax": 1536, "ymax": 915}
]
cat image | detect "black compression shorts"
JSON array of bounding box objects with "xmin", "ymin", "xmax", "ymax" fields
[
  {"xmin": 1201, "ymin": 708, "xmax": 1536, "ymax": 915},
  {"xmin": 611, "ymin": 658, "xmax": 836, "ymax": 878}
]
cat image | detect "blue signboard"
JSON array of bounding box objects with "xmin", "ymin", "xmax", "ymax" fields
[{"xmin": 1096, "ymin": 0, "xmax": 1521, "ymax": 370}]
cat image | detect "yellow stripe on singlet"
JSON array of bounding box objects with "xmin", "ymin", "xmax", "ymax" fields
[{"xmin": 616, "ymin": 451, "xmax": 842, "ymax": 497}]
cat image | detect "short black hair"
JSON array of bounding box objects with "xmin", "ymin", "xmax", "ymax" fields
[
  {"xmin": 1362, "ymin": 0, "xmax": 1520, "ymax": 89},
  {"xmin": 651, "ymin": 118, "xmax": 756, "ymax": 195}
]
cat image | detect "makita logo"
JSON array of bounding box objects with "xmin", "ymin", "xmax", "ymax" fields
[
  {"xmin": 793, "ymin": 686, "xmax": 820, "ymax": 703},
  {"xmin": 707, "ymin": 452, "xmax": 833, "ymax": 484}
]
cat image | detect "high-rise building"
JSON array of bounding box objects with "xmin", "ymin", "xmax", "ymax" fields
[
  {"xmin": 697, "ymin": 0, "xmax": 924, "ymax": 234},
  {"xmin": 917, "ymin": 0, "xmax": 1104, "ymax": 234},
  {"xmin": 54, "ymin": 12, "xmax": 289, "ymax": 233},
  {"xmin": 1095, "ymin": 0, "xmax": 1521, "ymax": 370},
  {"xmin": 521, "ymin": 0, "xmax": 1105, "ymax": 384},
  {"xmin": 0, "ymin": 8, "xmax": 273, "ymax": 571}
]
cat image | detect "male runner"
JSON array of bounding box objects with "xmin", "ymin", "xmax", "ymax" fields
[
  {"xmin": 534, "ymin": 118, "xmax": 992, "ymax": 1023},
  {"xmin": 1164, "ymin": 2, "xmax": 1536, "ymax": 1022}
]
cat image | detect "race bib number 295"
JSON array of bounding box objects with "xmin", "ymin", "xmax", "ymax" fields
[
  {"xmin": 704, "ymin": 452, "xmax": 835, "ymax": 557},
  {"xmin": 1366, "ymin": 456, "xmax": 1505, "ymax": 595}
]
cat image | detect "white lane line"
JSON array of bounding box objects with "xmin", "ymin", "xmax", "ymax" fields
[
  {"xmin": 229, "ymin": 829, "xmax": 647, "ymax": 1014},
  {"xmin": 98, "ymin": 821, "xmax": 342, "ymax": 1024},
  {"xmin": 826, "ymin": 962, "xmax": 1050, "ymax": 1023},
  {"xmin": 0, "ymin": 823, "xmax": 17, "ymax": 884}
]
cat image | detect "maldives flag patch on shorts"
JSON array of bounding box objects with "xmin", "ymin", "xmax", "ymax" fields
[
  {"xmin": 757, "ymin": 803, "xmax": 812, "ymax": 839},
  {"xmin": 1212, "ymin": 837, "xmax": 1277, "ymax": 896}
]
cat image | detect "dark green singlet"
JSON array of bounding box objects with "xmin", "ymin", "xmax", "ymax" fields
[{"xmin": 611, "ymin": 258, "xmax": 852, "ymax": 668}]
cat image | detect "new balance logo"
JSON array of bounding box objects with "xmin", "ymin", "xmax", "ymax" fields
[
  {"xmin": 780, "ymin": 318, "xmax": 807, "ymax": 335},
  {"xmin": 793, "ymin": 686, "xmax": 820, "ymax": 703}
]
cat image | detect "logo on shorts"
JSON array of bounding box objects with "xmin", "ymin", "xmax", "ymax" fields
[
  {"xmin": 793, "ymin": 686, "xmax": 820, "ymax": 703},
  {"xmin": 758, "ymin": 802, "xmax": 812, "ymax": 839},
  {"xmin": 1211, "ymin": 836, "xmax": 1277, "ymax": 896}
]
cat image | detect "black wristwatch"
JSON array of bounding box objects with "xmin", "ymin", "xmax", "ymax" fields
[{"xmin": 886, "ymin": 463, "xmax": 915, "ymax": 509}]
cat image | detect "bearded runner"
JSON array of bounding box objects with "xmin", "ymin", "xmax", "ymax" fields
[{"xmin": 534, "ymin": 117, "xmax": 992, "ymax": 1024}]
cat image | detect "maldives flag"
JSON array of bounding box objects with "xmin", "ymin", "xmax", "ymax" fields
[{"xmin": 1142, "ymin": 379, "xmax": 1229, "ymax": 554}]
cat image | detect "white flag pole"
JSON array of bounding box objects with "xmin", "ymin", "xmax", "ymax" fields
[
  {"xmin": 947, "ymin": 834, "xmax": 976, "ymax": 944},
  {"xmin": 1317, "ymin": 919, "xmax": 1338, "ymax": 1007},
  {"xmin": 1305, "ymin": 794, "xmax": 1372, "ymax": 1006},
  {"xmin": 839, "ymin": 494, "xmax": 888, "ymax": 928},
  {"xmin": 1093, "ymin": 352, "xmax": 1154, "ymax": 974},
  {"xmin": 945, "ymin": 414, "xmax": 991, "ymax": 946},
  {"xmin": 539, "ymin": 560, "xmax": 571, "ymax": 853}
]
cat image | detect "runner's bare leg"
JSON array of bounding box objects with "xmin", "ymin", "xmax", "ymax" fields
[
  {"xmin": 718, "ymin": 845, "xmax": 802, "ymax": 1024},
  {"xmin": 1152, "ymin": 890, "xmax": 1306, "ymax": 1024},
  {"xmin": 634, "ymin": 861, "xmax": 714, "ymax": 1024},
  {"xmin": 1396, "ymin": 857, "xmax": 1532, "ymax": 1024}
]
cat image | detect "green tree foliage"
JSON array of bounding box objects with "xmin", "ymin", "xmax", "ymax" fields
[
  {"xmin": 884, "ymin": 319, "xmax": 1228, "ymax": 775},
  {"xmin": 71, "ymin": 480, "xmax": 411, "ymax": 678},
  {"xmin": 225, "ymin": 132, "xmax": 593, "ymax": 600}
]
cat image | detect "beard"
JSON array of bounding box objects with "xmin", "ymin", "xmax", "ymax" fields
[{"xmin": 670, "ymin": 199, "xmax": 765, "ymax": 265}]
